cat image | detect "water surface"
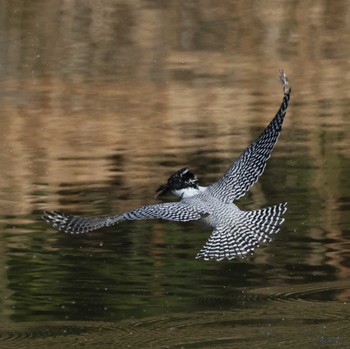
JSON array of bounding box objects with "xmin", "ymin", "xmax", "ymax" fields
[{"xmin": 0, "ymin": 1, "xmax": 350, "ymax": 348}]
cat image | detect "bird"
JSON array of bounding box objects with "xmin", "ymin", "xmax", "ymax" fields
[{"xmin": 43, "ymin": 69, "xmax": 291, "ymax": 261}]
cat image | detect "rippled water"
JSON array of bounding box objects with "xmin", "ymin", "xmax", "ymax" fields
[{"xmin": 0, "ymin": 1, "xmax": 350, "ymax": 348}]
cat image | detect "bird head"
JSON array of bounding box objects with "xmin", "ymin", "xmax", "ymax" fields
[{"xmin": 155, "ymin": 168, "xmax": 199, "ymax": 198}]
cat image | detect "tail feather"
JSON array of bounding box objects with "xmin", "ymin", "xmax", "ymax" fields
[
  {"xmin": 196, "ymin": 202, "xmax": 287, "ymax": 261},
  {"xmin": 242, "ymin": 203, "xmax": 286, "ymax": 242}
]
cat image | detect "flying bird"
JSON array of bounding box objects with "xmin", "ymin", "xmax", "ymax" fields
[{"xmin": 43, "ymin": 70, "xmax": 291, "ymax": 261}]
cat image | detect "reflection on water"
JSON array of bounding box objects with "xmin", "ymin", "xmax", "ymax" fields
[
  {"xmin": 0, "ymin": 0, "xmax": 350, "ymax": 347},
  {"xmin": 1, "ymin": 301, "xmax": 349, "ymax": 348}
]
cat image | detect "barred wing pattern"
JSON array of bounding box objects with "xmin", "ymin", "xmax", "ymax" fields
[
  {"xmin": 208, "ymin": 70, "xmax": 291, "ymax": 203},
  {"xmin": 196, "ymin": 202, "xmax": 287, "ymax": 260},
  {"xmin": 43, "ymin": 202, "xmax": 209, "ymax": 234}
]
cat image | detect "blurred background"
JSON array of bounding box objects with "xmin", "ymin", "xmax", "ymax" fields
[{"xmin": 0, "ymin": 1, "xmax": 350, "ymax": 348}]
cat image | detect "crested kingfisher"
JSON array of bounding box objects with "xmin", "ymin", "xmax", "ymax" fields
[{"xmin": 43, "ymin": 70, "xmax": 291, "ymax": 261}]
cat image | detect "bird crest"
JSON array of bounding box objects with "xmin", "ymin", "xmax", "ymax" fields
[{"xmin": 155, "ymin": 168, "xmax": 199, "ymax": 197}]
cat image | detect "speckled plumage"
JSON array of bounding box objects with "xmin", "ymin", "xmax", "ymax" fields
[{"xmin": 43, "ymin": 70, "xmax": 291, "ymax": 261}]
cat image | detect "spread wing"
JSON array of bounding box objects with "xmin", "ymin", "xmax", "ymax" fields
[
  {"xmin": 208, "ymin": 70, "xmax": 291, "ymax": 203},
  {"xmin": 43, "ymin": 202, "xmax": 209, "ymax": 234}
]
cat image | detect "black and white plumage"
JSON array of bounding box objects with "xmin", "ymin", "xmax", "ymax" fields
[{"xmin": 43, "ymin": 70, "xmax": 291, "ymax": 261}]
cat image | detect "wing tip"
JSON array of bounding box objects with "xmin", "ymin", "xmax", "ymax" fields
[
  {"xmin": 42, "ymin": 210, "xmax": 75, "ymax": 234},
  {"xmin": 279, "ymin": 69, "xmax": 291, "ymax": 95}
]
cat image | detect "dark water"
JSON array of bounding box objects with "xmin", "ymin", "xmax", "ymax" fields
[{"xmin": 1, "ymin": 1, "xmax": 350, "ymax": 348}]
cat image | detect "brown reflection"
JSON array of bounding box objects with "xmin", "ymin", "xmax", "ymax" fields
[{"xmin": 0, "ymin": 1, "xmax": 348, "ymax": 200}]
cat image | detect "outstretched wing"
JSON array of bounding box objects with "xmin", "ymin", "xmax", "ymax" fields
[
  {"xmin": 43, "ymin": 202, "xmax": 209, "ymax": 234},
  {"xmin": 208, "ymin": 70, "xmax": 291, "ymax": 203}
]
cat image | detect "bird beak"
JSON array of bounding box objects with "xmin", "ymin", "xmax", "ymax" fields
[{"xmin": 155, "ymin": 184, "xmax": 169, "ymax": 198}]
